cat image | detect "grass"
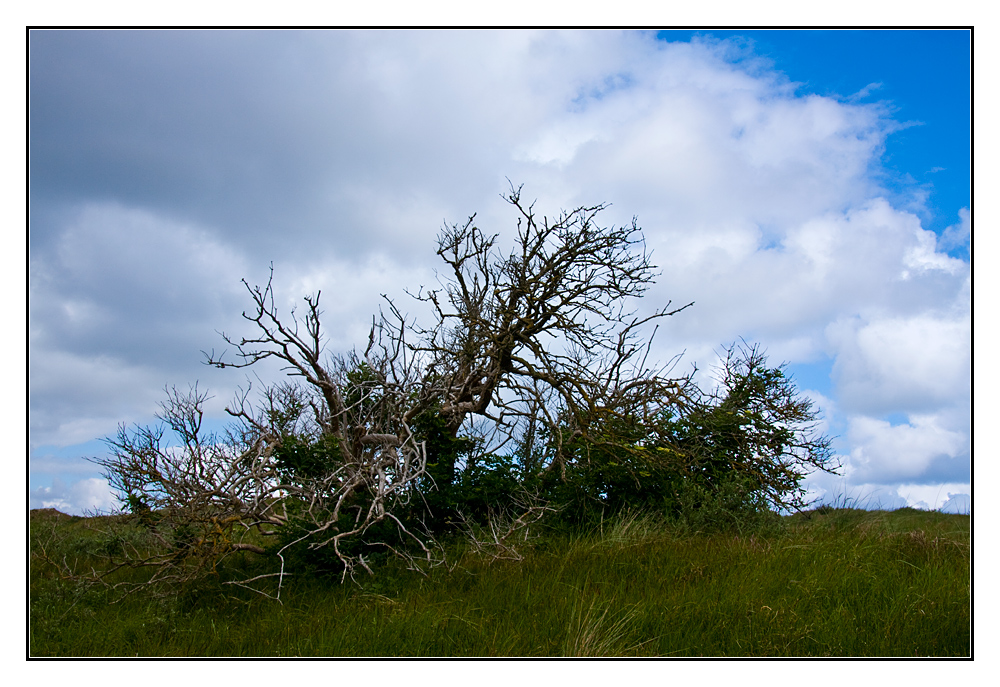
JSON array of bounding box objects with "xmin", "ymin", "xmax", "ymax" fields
[{"xmin": 29, "ymin": 506, "xmax": 970, "ymax": 657}]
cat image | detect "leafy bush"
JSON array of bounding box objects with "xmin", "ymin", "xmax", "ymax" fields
[{"xmin": 526, "ymin": 343, "xmax": 832, "ymax": 529}]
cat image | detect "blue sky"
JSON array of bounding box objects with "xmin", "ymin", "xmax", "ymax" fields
[
  {"xmin": 658, "ymin": 30, "xmax": 970, "ymax": 242},
  {"xmin": 28, "ymin": 29, "xmax": 971, "ymax": 515}
]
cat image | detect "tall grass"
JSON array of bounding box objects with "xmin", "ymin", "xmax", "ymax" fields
[{"xmin": 29, "ymin": 506, "xmax": 969, "ymax": 657}]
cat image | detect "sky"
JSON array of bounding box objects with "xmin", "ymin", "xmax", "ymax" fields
[{"xmin": 28, "ymin": 29, "xmax": 971, "ymax": 516}]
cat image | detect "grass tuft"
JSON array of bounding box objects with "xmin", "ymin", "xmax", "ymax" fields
[{"xmin": 30, "ymin": 506, "xmax": 969, "ymax": 657}]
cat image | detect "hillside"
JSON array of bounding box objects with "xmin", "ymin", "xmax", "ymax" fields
[{"xmin": 29, "ymin": 506, "xmax": 970, "ymax": 657}]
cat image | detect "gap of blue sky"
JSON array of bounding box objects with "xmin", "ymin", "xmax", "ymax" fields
[
  {"xmin": 655, "ymin": 31, "xmax": 971, "ymax": 496},
  {"xmin": 658, "ymin": 30, "xmax": 970, "ymax": 243}
]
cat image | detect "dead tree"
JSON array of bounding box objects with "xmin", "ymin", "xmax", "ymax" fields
[
  {"xmin": 203, "ymin": 274, "xmax": 437, "ymax": 583},
  {"xmin": 80, "ymin": 385, "xmax": 282, "ymax": 600},
  {"xmin": 84, "ymin": 185, "xmax": 694, "ymax": 593},
  {"xmin": 406, "ymin": 183, "xmax": 693, "ymax": 481}
]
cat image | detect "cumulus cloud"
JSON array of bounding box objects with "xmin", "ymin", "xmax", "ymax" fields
[
  {"xmin": 844, "ymin": 414, "xmax": 968, "ymax": 485},
  {"xmin": 31, "ymin": 202, "xmax": 249, "ymax": 346},
  {"xmin": 30, "ymin": 203, "xmax": 251, "ymax": 446},
  {"xmin": 29, "ymin": 31, "xmax": 970, "ymax": 513},
  {"xmin": 894, "ymin": 483, "xmax": 972, "ymax": 512},
  {"xmin": 796, "ymin": 474, "xmax": 911, "ymax": 511},
  {"xmin": 938, "ymin": 207, "xmax": 971, "ymax": 255},
  {"xmin": 939, "ymin": 492, "xmax": 971, "ymax": 514},
  {"xmin": 29, "ymin": 349, "xmax": 167, "ymax": 448},
  {"xmin": 30, "ymin": 477, "xmax": 120, "ymax": 515},
  {"xmin": 827, "ymin": 312, "xmax": 970, "ymax": 417}
]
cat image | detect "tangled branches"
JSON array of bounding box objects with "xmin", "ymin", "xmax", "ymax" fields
[
  {"xmin": 408, "ymin": 183, "xmax": 693, "ymax": 480},
  {"xmin": 70, "ymin": 185, "xmax": 836, "ymax": 598}
]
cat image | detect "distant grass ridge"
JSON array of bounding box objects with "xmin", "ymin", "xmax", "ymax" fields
[{"xmin": 30, "ymin": 507, "xmax": 970, "ymax": 657}]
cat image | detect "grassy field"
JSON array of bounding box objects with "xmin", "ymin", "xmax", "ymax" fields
[{"xmin": 29, "ymin": 506, "xmax": 970, "ymax": 657}]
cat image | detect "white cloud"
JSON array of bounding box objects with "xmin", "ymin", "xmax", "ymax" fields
[
  {"xmin": 844, "ymin": 414, "xmax": 967, "ymax": 484},
  {"xmin": 895, "ymin": 483, "xmax": 971, "ymax": 512},
  {"xmin": 30, "ymin": 477, "xmax": 120, "ymax": 516},
  {"xmin": 796, "ymin": 475, "xmax": 910, "ymax": 511},
  {"xmin": 30, "ymin": 203, "xmax": 252, "ymax": 445},
  {"xmin": 903, "ymin": 224, "xmax": 964, "ymax": 275},
  {"xmin": 939, "ymin": 492, "xmax": 971, "ymax": 514},
  {"xmin": 828, "ymin": 312, "xmax": 970, "ymax": 416},
  {"xmin": 543, "ymin": 47, "xmax": 889, "ymax": 232},
  {"xmin": 28, "ymin": 31, "xmax": 971, "ymax": 514},
  {"xmin": 32, "ymin": 202, "xmax": 249, "ymax": 324},
  {"xmin": 849, "ymin": 82, "xmax": 883, "ymax": 101},
  {"xmin": 939, "ymin": 207, "xmax": 971, "ymax": 251},
  {"xmin": 29, "ymin": 349, "xmax": 166, "ymax": 447},
  {"xmin": 798, "ymin": 389, "xmax": 837, "ymax": 439},
  {"xmin": 271, "ymin": 253, "xmax": 435, "ymax": 353}
]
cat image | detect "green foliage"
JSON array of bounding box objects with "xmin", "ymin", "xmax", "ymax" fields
[
  {"xmin": 653, "ymin": 346, "xmax": 832, "ymax": 511},
  {"xmin": 668, "ymin": 472, "xmax": 782, "ymax": 535},
  {"xmin": 266, "ymin": 503, "xmax": 406, "ymax": 576},
  {"xmin": 411, "ymin": 403, "xmax": 475, "ymax": 489},
  {"xmin": 272, "ymin": 433, "xmax": 342, "ymax": 483},
  {"xmin": 532, "ymin": 443, "xmax": 676, "ymax": 527},
  {"xmin": 126, "ymin": 493, "xmax": 163, "ymax": 530},
  {"xmin": 451, "ymin": 453, "xmax": 524, "ymax": 521},
  {"xmin": 406, "ymin": 405, "xmax": 482, "ymax": 530},
  {"xmin": 536, "ymin": 343, "xmax": 834, "ymax": 527},
  {"xmin": 170, "ymin": 522, "xmax": 199, "ymax": 554}
]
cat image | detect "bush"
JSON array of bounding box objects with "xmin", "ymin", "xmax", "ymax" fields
[
  {"xmin": 82, "ymin": 190, "xmax": 837, "ymax": 589},
  {"xmin": 539, "ymin": 342, "xmax": 834, "ymax": 527}
]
